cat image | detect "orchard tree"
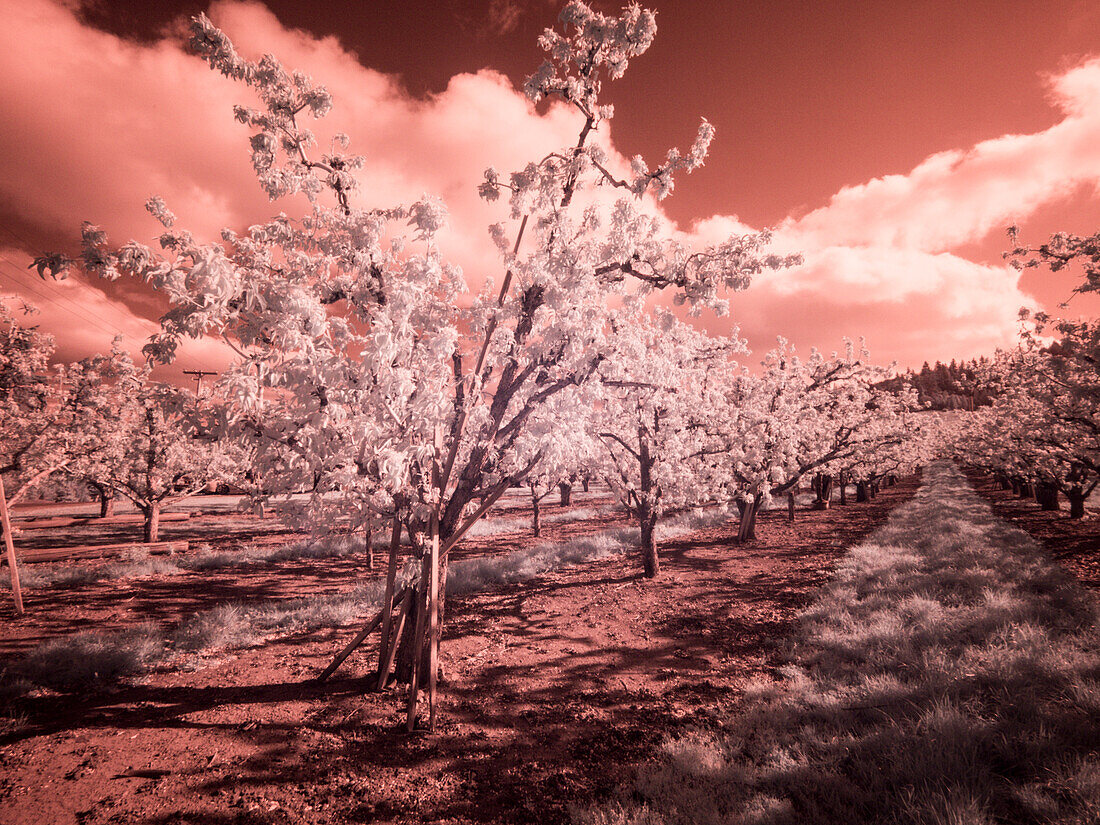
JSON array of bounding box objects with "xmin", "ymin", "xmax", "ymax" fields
[
  {"xmin": 596, "ymin": 311, "xmax": 740, "ymax": 577},
  {"xmin": 964, "ymin": 345, "xmax": 1100, "ymax": 517},
  {"xmin": 0, "ymin": 299, "xmax": 71, "ymax": 505},
  {"xmin": 65, "ymin": 342, "xmax": 234, "ymax": 541},
  {"xmin": 723, "ymin": 341, "xmax": 907, "ymax": 540},
  {"xmin": 39, "ymin": 2, "xmax": 797, "ymax": 724}
]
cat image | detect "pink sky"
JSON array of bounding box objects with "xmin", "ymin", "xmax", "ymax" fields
[{"xmin": 2, "ymin": 0, "xmax": 1100, "ymax": 377}]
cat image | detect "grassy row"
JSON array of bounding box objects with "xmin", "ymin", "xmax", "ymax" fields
[{"xmin": 584, "ymin": 463, "xmax": 1100, "ymax": 825}]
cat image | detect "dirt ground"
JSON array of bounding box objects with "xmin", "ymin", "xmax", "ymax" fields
[
  {"xmin": 965, "ymin": 470, "xmax": 1100, "ymax": 590},
  {"xmin": 0, "ymin": 480, "xmax": 920, "ymax": 825}
]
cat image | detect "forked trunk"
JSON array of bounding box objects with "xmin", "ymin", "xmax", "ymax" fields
[
  {"xmin": 812, "ymin": 473, "xmax": 832, "ymax": 510},
  {"xmin": 142, "ymin": 501, "xmax": 161, "ymax": 543},
  {"xmin": 558, "ymin": 481, "xmax": 572, "ymax": 506},
  {"xmin": 737, "ymin": 495, "xmax": 761, "ymax": 542},
  {"xmin": 93, "ymin": 483, "xmax": 115, "ymax": 518}
]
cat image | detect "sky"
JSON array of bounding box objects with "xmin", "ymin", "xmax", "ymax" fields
[{"xmin": 2, "ymin": 0, "xmax": 1100, "ymax": 380}]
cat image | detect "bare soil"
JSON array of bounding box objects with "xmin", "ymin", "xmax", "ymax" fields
[
  {"xmin": 0, "ymin": 479, "xmax": 919, "ymax": 825},
  {"xmin": 965, "ymin": 471, "xmax": 1100, "ymax": 590}
]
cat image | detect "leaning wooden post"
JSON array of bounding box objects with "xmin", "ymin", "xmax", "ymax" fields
[
  {"xmin": 378, "ymin": 589, "xmax": 413, "ymax": 690},
  {"xmin": 405, "ymin": 554, "xmax": 430, "ymax": 733},
  {"xmin": 427, "ymin": 510, "xmax": 441, "ymax": 731},
  {"xmin": 0, "ymin": 476, "xmax": 24, "ymax": 615},
  {"xmin": 315, "ymin": 585, "xmax": 407, "ymax": 683},
  {"xmin": 376, "ymin": 517, "xmax": 402, "ymax": 687}
]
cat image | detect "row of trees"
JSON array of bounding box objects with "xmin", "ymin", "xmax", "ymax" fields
[
  {"xmin": 955, "ymin": 230, "xmax": 1100, "ymax": 517},
  {"xmin": 0, "ymin": 308, "xmax": 231, "ymax": 541}
]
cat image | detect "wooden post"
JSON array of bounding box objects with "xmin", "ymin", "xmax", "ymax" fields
[
  {"xmin": 0, "ymin": 476, "xmax": 24, "ymax": 615},
  {"xmin": 315, "ymin": 584, "xmax": 407, "ymax": 682},
  {"xmin": 405, "ymin": 555, "xmax": 430, "ymax": 733},
  {"xmin": 377, "ymin": 589, "xmax": 412, "ymax": 690},
  {"xmin": 364, "ymin": 516, "xmax": 375, "ymax": 570},
  {"xmin": 376, "ymin": 518, "xmax": 402, "ymax": 687},
  {"xmin": 427, "ymin": 510, "xmax": 441, "ymax": 731}
]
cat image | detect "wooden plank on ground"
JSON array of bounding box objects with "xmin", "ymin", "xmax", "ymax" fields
[{"xmin": 11, "ymin": 540, "xmax": 189, "ymax": 564}]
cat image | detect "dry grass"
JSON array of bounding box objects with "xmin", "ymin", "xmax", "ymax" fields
[{"xmin": 584, "ymin": 463, "xmax": 1100, "ymax": 825}]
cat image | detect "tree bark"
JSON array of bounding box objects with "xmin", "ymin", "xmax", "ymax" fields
[
  {"xmin": 92, "ymin": 482, "xmax": 115, "ymax": 518},
  {"xmin": 1036, "ymin": 482, "xmax": 1060, "ymax": 511},
  {"xmin": 812, "ymin": 474, "xmax": 832, "ymax": 510},
  {"xmin": 395, "ymin": 528, "xmax": 452, "ymax": 685},
  {"xmin": 531, "ymin": 487, "xmax": 542, "ymax": 537},
  {"xmin": 558, "ymin": 481, "xmax": 572, "ymax": 506},
  {"xmin": 639, "ymin": 509, "xmax": 659, "ymax": 578},
  {"xmin": 737, "ymin": 495, "xmax": 762, "ymax": 542},
  {"xmin": 582, "ymin": 477, "xmax": 590, "ymax": 493},
  {"xmin": 839, "ymin": 472, "xmax": 848, "ymax": 505},
  {"xmin": 1067, "ymin": 487, "xmax": 1087, "ymax": 519},
  {"xmin": 856, "ymin": 481, "xmax": 870, "ymax": 503},
  {"xmin": 787, "ymin": 491, "xmax": 795, "ymax": 523},
  {"xmin": 142, "ymin": 501, "xmax": 161, "ymax": 543}
]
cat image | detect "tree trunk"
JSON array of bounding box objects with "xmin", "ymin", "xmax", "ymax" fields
[
  {"xmin": 737, "ymin": 495, "xmax": 761, "ymax": 542},
  {"xmin": 1067, "ymin": 487, "xmax": 1087, "ymax": 519},
  {"xmin": 395, "ymin": 531, "xmax": 451, "ymax": 685},
  {"xmin": 639, "ymin": 509, "xmax": 659, "ymax": 579},
  {"xmin": 812, "ymin": 474, "xmax": 832, "ymax": 510},
  {"xmin": 364, "ymin": 519, "xmax": 375, "ymax": 570},
  {"xmin": 787, "ymin": 491, "xmax": 795, "ymax": 523},
  {"xmin": 870, "ymin": 480, "xmax": 879, "ymax": 498},
  {"xmin": 1035, "ymin": 482, "xmax": 1060, "ymax": 511},
  {"xmin": 582, "ymin": 477, "xmax": 590, "ymax": 493},
  {"xmin": 142, "ymin": 501, "xmax": 161, "ymax": 543},
  {"xmin": 839, "ymin": 472, "xmax": 847, "ymax": 505},
  {"xmin": 856, "ymin": 481, "xmax": 870, "ymax": 503},
  {"xmin": 531, "ymin": 487, "xmax": 542, "ymax": 537},
  {"xmin": 1019, "ymin": 481, "xmax": 1034, "ymax": 499},
  {"xmin": 92, "ymin": 483, "xmax": 115, "ymax": 518},
  {"xmin": 637, "ymin": 432, "xmax": 659, "ymax": 578},
  {"xmin": 558, "ymin": 481, "xmax": 572, "ymax": 507}
]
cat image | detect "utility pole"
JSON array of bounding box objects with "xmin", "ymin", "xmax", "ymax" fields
[{"xmin": 183, "ymin": 369, "xmax": 217, "ymax": 398}]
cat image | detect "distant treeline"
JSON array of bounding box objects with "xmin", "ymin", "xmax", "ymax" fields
[{"xmin": 879, "ymin": 358, "xmax": 995, "ymax": 411}]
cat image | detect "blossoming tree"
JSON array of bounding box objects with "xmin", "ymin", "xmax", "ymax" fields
[{"xmin": 39, "ymin": 2, "xmax": 796, "ymax": 726}]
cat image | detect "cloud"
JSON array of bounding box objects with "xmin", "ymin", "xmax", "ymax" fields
[
  {"xmin": 0, "ymin": 0, "xmax": 1097, "ymax": 374},
  {"xmin": 782, "ymin": 59, "xmax": 1100, "ymax": 253}
]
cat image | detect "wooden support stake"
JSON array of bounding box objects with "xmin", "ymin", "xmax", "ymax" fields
[
  {"xmin": 376, "ymin": 518, "xmax": 402, "ymax": 684},
  {"xmin": 378, "ymin": 588, "xmax": 412, "ymax": 691},
  {"xmin": 315, "ymin": 584, "xmax": 408, "ymax": 683},
  {"xmin": 427, "ymin": 511, "xmax": 441, "ymax": 731},
  {"xmin": 405, "ymin": 556, "xmax": 430, "ymax": 733},
  {"xmin": 0, "ymin": 476, "xmax": 24, "ymax": 615}
]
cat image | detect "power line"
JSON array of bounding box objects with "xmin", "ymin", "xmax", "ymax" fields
[{"xmin": 0, "ymin": 256, "xmax": 210, "ymax": 376}]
